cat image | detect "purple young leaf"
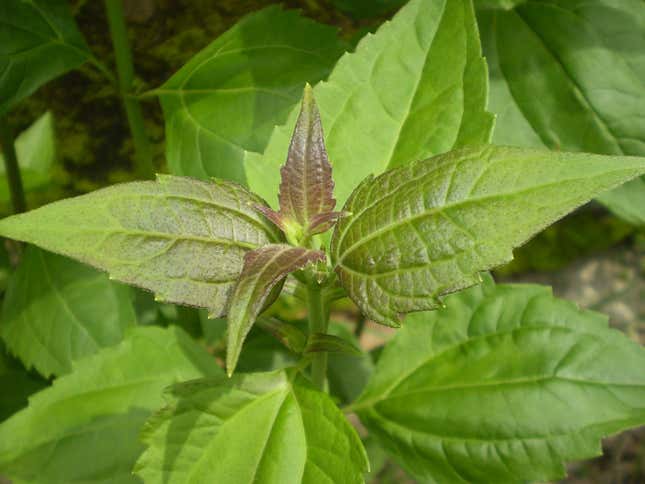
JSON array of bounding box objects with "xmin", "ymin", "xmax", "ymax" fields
[
  {"xmin": 226, "ymin": 244, "xmax": 326, "ymax": 375},
  {"xmin": 264, "ymin": 84, "xmax": 338, "ymax": 239}
]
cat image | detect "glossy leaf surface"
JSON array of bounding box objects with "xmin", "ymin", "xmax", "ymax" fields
[
  {"xmin": 1, "ymin": 246, "xmax": 136, "ymax": 378},
  {"xmin": 226, "ymin": 244, "xmax": 325, "ymax": 375},
  {"xmin": 246, "ymin": 0, "xmax": 493, "ymax": 209},
  {"xmin": 0, "ymin": 326, "xmax": 221, "ymax": 484},
  {"xmin": 331, "ymin": 145, "xmax": 645, "ymax": 326},
  {"xmin": 478, "ymin": 0, "xmax": 645, "ymax": 224},
  {"xmin": 135, "ymin": 371, "xmax": 368, "ymax": 483},
  {"xmin": 0, "ymin": 111, "xmax": 55, "ymax": 203},
  {"xmin": 0, "ymin": 0, "xmax": 91, "ymax": 115},
  {"xmin": 0, "ymin": 175, "xmax": 282, "ymax": 317},
  {"xmin": 352, "ymin": 280, "xmax": 645, "ymax": 483},
  {"xmin": 158, "ymin": 6, "xmax": 347, "ymax": 184}
]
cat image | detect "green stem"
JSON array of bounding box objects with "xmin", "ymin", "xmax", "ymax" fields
[
  {"xmin": 306, "ymin": 283, "xmax": 329, "ymax": 391},
  {"xmin": 104, "ymin": 0, "xmax": 154, "ymax": 179},
  {"xmin": 0, "ymin": 117, "xmax": 26, "ymax": 213}
]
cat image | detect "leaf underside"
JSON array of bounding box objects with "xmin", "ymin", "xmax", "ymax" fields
[
  {"xmin": 0, "ymin": 175, "xmax": 282, "ymax": 318},
  {"xmin": 0, "ymin": 326, "xmax": 221, "ymax": 484},
  {"xmin": 331, "ymin": 145, "xmax": 645, "ymax": 326},
  {"xmin": 0, "ymin": 0, "xmax": 91, "ymax": 116},
  {"xmin": 158, "ymin": 6, "xmax": 347, "ymax": 184},
  {"xmin": 226, "ymin": 244, "xmax": 325, "ymax": 375},
  {"xmin": 135, "ymin": 371, "xmax": 368, "ymax": 484},
  {"xmin": 478, "ymin": 0, "xmax": 645, "ymax": 225},
  {"xmin": 245, "ymin": 0, "xmax": 493, "ymax": 212},
  {"xmin": 1, "ymin": 246, "xmax": 136, "ymax": 378},
  {"xmin": 353, "ymin": 279, "xmax": 645, "ymax": 483}
]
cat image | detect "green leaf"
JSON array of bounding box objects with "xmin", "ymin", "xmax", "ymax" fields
[
  {"xmin": 0, "ymin": 175, "xmax": 282, "ymax": 318},
  {"xmin": 156, "ymin": 6, "xmax": 347, "ymax": 184},
  {"xmin": 350, "ymin": 280, "xmax": 645, "ymax": 483},
  {"xmin": 0, "ymin": 111, "xmax": 55, "ymax": 203},
  {"xmin": 245, "ymin": 0, "xmax": 493, "ymax": 211},
  {"xmin": 331, "ymin": 145, "xmax": 645, "ymax": 326},
  {"xmin": 0, "ymin": 0, "xmax": 91, "ymax": 116},
  {"xmin": 135, "ymin": 371, "xmax": 368, "ymax": 483},
  {"xmin": 1, "ymin": 246, "xmax": 136, "ymax": 378},
  {"xmin": 0, "ymin": 326, "xmax": 221, "ymax": 484},
  {"xmin": 305, "ymin": 333, "xmax": 362, "ymax": 356},
  {"xmin": 478, "ymin": 0, "xmax": 645, "ymax": 224},
  {"xmin": 256, "ymin": 85, "xmax": 344, "ymax": 239},
  {"xmin": 256, "ymin": 317, "xmax": 307, "ymax": 354},
  {"xmin": 226, "ymin": 244, "xmax": 325, "ymax": 375}
]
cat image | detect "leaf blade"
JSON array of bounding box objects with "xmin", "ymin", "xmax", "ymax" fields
[
  {"xmin": 331, "ymin": 145, "xmax": 645, "ymax": 326},
  {"xmin": 276, "ymin": 84, "xmax": 336, "ymax": 233},
  {"xmin": 226, "ymin": 244, "xmax": 325, "ymax": 375},
  {"xmin": 0, "ymin": 175, "xmax": 282, "ymax": 318},
  {"xmin": 245, "ymin": 0, "xmax": 493, "ymax": 210},
  {"xmin": 157, "ymin": 6, "xmax": 347, "ymax": 184},
  {"xmin": 134, "ymin": 371, "xmax": 368, "ymax": 483},
  {"xmin": 0, "ymin": 326, "xmax": 221, "ymax": 483},
  {"xmin": 305, "ymin": 333, "xmax": 362, "ymax": 356},
  {"xmin": 0, "ymin": 0, "xmax": 91, "ymax": 115},
  {"xmin": 478, "ymin": 0, "xmax": 645, "ymax": 224},
  {"xmin": 351, "ymin": 280, "xmax": 645, "ymax": 483},
  {"xmin": 1, "ymin": 246, "xmax": 136, "ymax": 378}
]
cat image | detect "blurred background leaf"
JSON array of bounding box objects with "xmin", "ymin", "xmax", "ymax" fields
[
  {"xmin": 0, "ymin": 0, "xmax": 92, "ymax": 116},
  {"xmin": 156, "ymin": 5, "xmax": 348, "ymax": 184},
  {"xmin": 0, "ymin": 112, "xmax": 56, "ymax": 205},
  {"xmin": 477, "ymin": 0, "xmax": 645, "ymax": 226},
  {"xmin": 1, "ymin": 246, "xmax": 136, "ymax": 378}
]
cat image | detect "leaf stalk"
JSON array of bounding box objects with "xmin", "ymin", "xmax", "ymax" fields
[
  {"xmin": 104, "ymin": 0, "xmax": 155, "ymax": 179},
  {"xmin": 306, "ymin": 282, "xmax": 329, "ymax": 391}
]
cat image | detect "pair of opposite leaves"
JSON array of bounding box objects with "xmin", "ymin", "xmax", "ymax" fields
[{"xmin": 2, "ymin": 86, "xmax": 645, "ymax": 376}]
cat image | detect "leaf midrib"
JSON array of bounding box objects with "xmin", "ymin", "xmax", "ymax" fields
[
  {"xmin": 513, "ymin": 6, "xmax": 625, "ymax": 154},
  {"xmin": 0, "ymin": 374, "xmax": 182, "ymax": 459},
  {"xmin": 30, "ymin": 250, "xmax": 100, "ymax": 374},
  {"xmin": 367, "ymin": 405, "xmax": 642, "ymax": 446},
  {"xmin": 350, "ymin": 323, "xmax": 644, "ymax": 413},
  {"xmin": 184, "ymin": 387, "xmax": 289, "ymax": 483},
  {"xmin": 336, "ymin": 169, "xmax": 638, "ymax": 264},
  {"xmin": 383, "ymin": 1, "xmax": 448, "ymax": 170}
]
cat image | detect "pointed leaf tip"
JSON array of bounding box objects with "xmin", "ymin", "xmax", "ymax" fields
[
  {"xmin": 332, "ymin": 145, "xmax": 645, "ymax": 326},
  {"xmin": 0, "ymin": 175, "xmax": 281, "ymax": 318},
  {"xmin": 270, "ymin": 86, "xmax": 338, "ymax": 241},
  {"xmin": 226, "ymin": 244, "xmax": 326, "ymax": 375}
]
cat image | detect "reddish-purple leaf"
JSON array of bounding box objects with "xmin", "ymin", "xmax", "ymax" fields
[
  {"xmin": 253, "ymin": 204, "xmax": 287, "ymax": 233},
  {"xmin": 274, "ymin": 84, "xmax": 337, "ymax": 237},
  {"xmin": 308, "ymin": 211, "xmax": 349, "ymax": 235},
  {"xmin": 226, "ymin": 244, "xmax": 325, "ymax": 375}
]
